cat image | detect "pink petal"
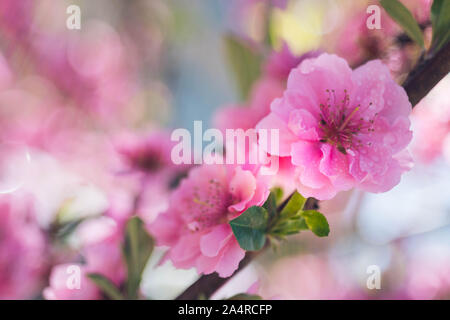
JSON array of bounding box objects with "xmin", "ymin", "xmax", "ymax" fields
[
  {"xmin": 228, "ymin": 167, "xmax": 256, "ymax": 212},
  {"xmin": 215, "ymin": 238, "xmax": 246, "ymax": 278},
  {"xmin": 256, "ymin": 113, "xmax": 298, "ymax": 157},
  {"xmin": 200, "ymin": 225, "xmax": 233, "ymax": 257}
]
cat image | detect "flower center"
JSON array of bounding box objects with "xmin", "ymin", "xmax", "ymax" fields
[
  {"xmin": 318, "ymin": 89, "xmax": 376, "ymax": 154},
  {"xmin": 186, "ymin": 179, "xmax": 232, "ymax": 232}
]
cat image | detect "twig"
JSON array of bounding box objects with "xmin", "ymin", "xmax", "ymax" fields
[
  {"xmin": 175, "ymin": 41, "xmax": 450, "ymax": 301},
  {"xmin": 404, "ymin": 42, "xmax": 450, "ymax": 107}
]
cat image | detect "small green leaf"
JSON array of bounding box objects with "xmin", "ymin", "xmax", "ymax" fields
[
  {"xmin": 87, "ymin": 273, "xmax": 123, "ymax": 300},
  {"xmin": 271, "ymin": 186, "xmax": 284, "ymax": 205},
  {"xmin": 263, "ymin": 192, "xmax": 277, "ymax": 221},
  {"xmin": 122, "ymin": 216, "xmax": 154, "ymax": 299},
  {"xmin": 230, "ymin": 206, "xmax": 268, "ymax": 251},
  {"xmin": 227, "ymin": 293, "xmax": 262, "ymax": 300},
  {"xmin": 380, "ymin": 0, "xmax": 424, "ymax": 48},
  {"xmin": 279, "ymin": 191, "xmax": 306, "ymax": 219},
  {"xmin": 430, "ymin": 0, "xmax": 450, "ymax": 53},
  {"xmin": 224, "ymin": 34, "xmax": 262, "ymax": 99},
  {"xmin": 301, "ymin": 210, "xmax": 330, "ymax": 237}
]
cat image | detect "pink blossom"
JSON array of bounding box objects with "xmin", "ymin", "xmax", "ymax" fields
[
  {"xmin": 150, "ymin": 163, "xmax": 270, "ymax": 277},
  {"xmin": 116, "ymin": 130, "xmax": 178, "ymax": 177},
  {"xmin": 43, "ymin": 264, "xmax": 100, "ymax": 300},
  {"xmin": 257, "ymin": 53, "xmax": 413, "ymax": 200},
  {"xmin": 333, "ymin": 0, "xmax": 431, "ymax": 68},
  {"xmin": 76, "ymin": 216, "xmax": 126, "ymax": 285},
  {"xmin": 333, "ymin": 8, "xmax": 398, "ymax": 67},
  {"xmin": 0, "ymin": 195, "xmax": 47, "ymax": 299}
]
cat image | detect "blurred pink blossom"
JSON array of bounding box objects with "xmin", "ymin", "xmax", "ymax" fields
[
  {"xmin": 334, "ymin": 0, "xmax": 431, "ymax": 68},
  {"xmin": 150, "ymin": 163, "xmax": 270, "ymax": 277},
  {"xmin": 257, "ymin": 53, "xmax": 413, "ymax": 200},
  {"xmin": 116, "ymin": 130, "xmax": 180, "ymax": 178},
  {"xmin": 334, "ymin": 8, "xmax": 398, "ymax": 67},
  {"xmin": 30, "ymin": 22, "xmax": 135, "ymax": 122},
  {"xmin": 115, "ymin": 130, "xmax": 191, "ymax": 222},
  {"xmin": 258, "ymin": 255, "xmax": 360, "ymax": 299},
  {"xmin": 0, "ymin": 195, "xmax": 47, "ymax": 299},
  {"xmin": 43, "ymin": 263, "xmax": 100, "ymax": 300},
  {"xmin": 411, "ymin": 77, "xmax": 450, "ymax": 163},
  {"xmin": 402, "ymin": 245, "xmax": 450, "ymax": 299},
  {"xmin": 76, "ymin": 216, "xmax": 126, "ymax": 285}
]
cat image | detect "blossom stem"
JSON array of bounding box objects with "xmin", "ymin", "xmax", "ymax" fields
[{"xmin": 175, "ymin": 41, "xmax": 450, "ymax": 301}]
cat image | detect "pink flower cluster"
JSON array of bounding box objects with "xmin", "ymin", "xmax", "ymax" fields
[{"xmin": 151, "ymin": 51, "xmax": 414, "ymax": 278}]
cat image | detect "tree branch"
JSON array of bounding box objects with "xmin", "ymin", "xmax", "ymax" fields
[
  {"xmin": 175, "ymin": 41, "xmax": 450, "ymax": 300},
  {"xmin": 403, "ymin": 42, "xmax": 450, "ymax": 107}
]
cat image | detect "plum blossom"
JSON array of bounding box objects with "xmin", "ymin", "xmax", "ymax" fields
[
  {"xmin": 150, "ymin": 163, "xmax": 270, "ymax": 277},
  {"xmin": 257, "ymin": 53, "xmax": 413, "ymax": 200}
]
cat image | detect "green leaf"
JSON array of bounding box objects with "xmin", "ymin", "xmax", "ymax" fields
[
  {"xmin": 263, "ymin": 192, "xmax": 277, "ymax": 221},
  {"xmin": 224, "ymin": 34, "xmax": 262, "ymax": 99},
  {"xmin": 271, "ymin": 186, "xmax": 284, "ymax": 205},
  {"xmin": 430, "ymin": 0, "xmax": 450, "ymax": 53},
  {"xmin": 380, "ymin": 0, "xmax": 424, "ymax": 48},
  {"xmin": 279, "ymin": 191, "xmax": 306, "ymax": 219},
  {"xmin": 301, "ymin": 210, "xmax": 330, "ymax": 237},
  {"xmin": 227, "ymin": 293, "xmax": 262, "ymax": 300},
  {"xmin": 122, "ymin": 216, "xmax": 154, "ymax": 299},
  {"xmin": 230, "ymin": 206, "xmax": 268, "ymax": 251},
  {"xmin": 87, "ymin": 273, "xmax": 123, "ymax": 300}
]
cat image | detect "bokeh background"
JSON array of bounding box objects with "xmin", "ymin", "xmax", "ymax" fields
[{"xmin": 0, "ymin": 0, "xmax": 449, "ymax": 299}]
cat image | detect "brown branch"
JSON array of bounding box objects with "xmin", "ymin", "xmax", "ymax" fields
[
  {"xmin": 404, "ymin": 42, "xmax": 450, "ymax": 107},
  {"xmin": 175, "ymin": 41, "xmax": 450, "ymax": 301}
]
